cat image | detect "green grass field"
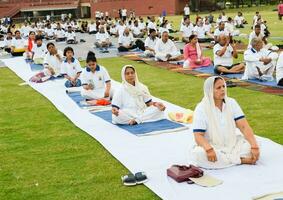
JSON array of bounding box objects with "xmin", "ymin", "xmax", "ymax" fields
[{"xmin": 1, "ymin": 6, "xmax": 283, "ymax": 200}]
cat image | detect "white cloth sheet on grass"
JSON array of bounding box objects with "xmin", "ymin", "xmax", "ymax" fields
[{"xmin": 3, "ymin": 56, "xmax": 283, "ymax": 200}]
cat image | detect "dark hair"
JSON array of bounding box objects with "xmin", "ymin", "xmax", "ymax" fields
[
  {"xmin": 7, "ymin": 31, "xmax": 12, "ymax": 34},
  {"xmin": 64, "ymin": 46, "xmax": 74, "ymax": 56},
  {"xmin": 15, "ymin": 30, "xmax": 20, "ymax": 34},
  {"xmin": 214, "ymin": 76, "xmax": 223, "ymax": 84},
  {"xmin": 125, "ymin": 66, "xmax": 135, "ymax": 73},
  {"xmin": 46, "ymin": 42, "xmax": 55, "ymax": 49},
  {"xmin": 35, "ymin": 35, "xmax": 43, "ymax": 41},
  {"xmin": 149, "ymin": 28, "xmax": 156, "ymax": 34},
  {"xmin": 255, "ymin": 24, "xmax": 261, "ymax": 29},
  {"xmin": 86, "ymin": 51, "xmax": 97, "ymax": 63},
  {"xmin": 189, "ymin": 34, "xmax": 197, "ymax": 42},
  {"xmin": 29, "ymin": 31, "xmax": 35, "ymax": 35}
]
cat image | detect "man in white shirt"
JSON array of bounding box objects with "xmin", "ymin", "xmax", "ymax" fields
[
  {"xmin": 214, "ymin": 22, "xmax": 229, "ymax": 42},
  {"xmin": 121, "ymin": 8, "xmax": 127, "ymax": 21},
  {"xmin": 11, "ymin": 30, "xmax": 26, "ymax": 56},
  {"xmin": 117, "ymin": 20, "xmax": 126, "ymax": 37},
  {"xmin": 213, "ymin": 34, "xmax": 245, "ymax": 74},
  {"xmin": 118, "ymin": 28, "xmax": 136, "ymax": 52},
  {"xmin": 32, "ymin": 35, "xmax": 47, "ymax": 64},
  {"xmin": 20, "ymin": 22, "xmax": 31, "ymax": 38},
  {"xmin": 45, "ymin": 23, "xmax": 55, "ymax": 40},
  {"xmin": 193, "ymin": 20, "xmax": 214, "ymax": 43},
  {"xmin": 95, "ymin": 26, "xmax": 112, "ymax": 52},
  {"xmin": 109, "ymin": 23, "xmax": 118, "ymax": 37},
  {"xmin": 180, "ymin": 17, "xmax": 194, "ymax": 43},
  {"xmin": 243, "ymin": 38, "xmax": 278, "ymax": 80},
  {"xmin": 184, "ymin": 4, "xmax": 190, "ymax": 18},
  {"xmin": 234, "ymin": 12, "xmax": 245, "ymax": 28},
  {"xmin": 3, "ymin": 31, "xmax": 13, "ymax": 53},
  {"xmin": 225, "ymin": 17, "xmax": 240, "ymax": 36},
  {"xmin": 131, "ymin": 20, "xmax": 144, "ymax": 38},
  {"xmin": 65, "ymin": 26, "xmax": 77, "ymax": 44},
  {"xmin": 55, "ymin": 24, "xmax": 66, "ymax": 42},
  {"xmin": 144, "ymin": 29, "xmax": 158, "ymax": 57},
  {"xmin": 88, "ymin": 21, "xmax": 97, "ymax": 34},
  {"xmin": 276, "ymin": 52, "xmax": 283, "ymax": 86},
  {"xmin": 147, "ymin": 16, "xmax": 157, "ymax": 32},
  {"xmin": 248, "ymin": 24, "xmax": 273, "ymax": 50},
  {"xmin": 154, "ymin": 31, "xmax": 181, "ymax": 62}
]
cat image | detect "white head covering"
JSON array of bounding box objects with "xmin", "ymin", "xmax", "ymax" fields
[
  {"xmin": 121, "ymin": 65, "xmax": 151, "ymax": 112},
  {"xmin": 200, "ymin": 76, "xmax": 237, "ymax": 151}
]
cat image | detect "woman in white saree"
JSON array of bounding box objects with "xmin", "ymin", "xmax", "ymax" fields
[
  {"xmin": 111, "ymin": 65, "xmax": 166, "ymax": 125},
  {"xmin": 190, "ymin": 76, "xmax": 260, "ymax": 169}
]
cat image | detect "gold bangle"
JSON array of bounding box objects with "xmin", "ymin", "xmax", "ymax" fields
[{"xmin": 251, "ymin": 147, "xmax": 259, "ymax": 149}]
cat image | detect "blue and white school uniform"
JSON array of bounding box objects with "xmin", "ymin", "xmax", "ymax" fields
[
  {"xmin": 80, "ymin": 65, "xmax": 112, "ymax": 99},
  {"xmin": 60, "ymin": 57, "xmax": 82, "ymax": 87}
]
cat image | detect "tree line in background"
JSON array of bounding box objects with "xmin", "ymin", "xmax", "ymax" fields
[{"xmin": 190, "ymin": 0, "xmax": 279, "ymax": 11}]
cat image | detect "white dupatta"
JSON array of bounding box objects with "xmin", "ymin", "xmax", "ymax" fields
[{"xmin": 199, "ymin": 76, "xmax": 237, "ymax": 152}]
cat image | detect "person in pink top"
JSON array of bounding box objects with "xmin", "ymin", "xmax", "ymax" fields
[
  {"xmin": 278, "ymin": 1, "xmax": 283, "ymax": 20},
  {"xmin": 183, "ymin": 34, "xmax": 212, "ymax": 69}
]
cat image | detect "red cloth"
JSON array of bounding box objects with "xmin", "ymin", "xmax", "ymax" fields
[
  {"xmin": 278, "ymin": 3, "xmax": 283, "ymax": 15},
  {"xmin": 27, "ymin": 38, "xmax": 33, "ymax": 52}
]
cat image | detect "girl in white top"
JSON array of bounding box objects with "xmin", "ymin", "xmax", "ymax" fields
[
  {"xmin": 112, "ymin": 65, "xmax": 165, "ymax": 125},
  {"xmin": 190, "ymin": 76, "xmax": 260, "ymax": 169},
  {"xmin": 80, "ymin": 51, "xmax": 112, "ymax": 100},
  {"xmin": 60, "ymin": 47, "xmax": 82, "ymax": 88}
]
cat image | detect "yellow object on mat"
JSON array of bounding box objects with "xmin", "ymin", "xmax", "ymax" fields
[
  {"xmin": 190, "ymin": 174, "xmax": 223, "ymax": 187},
  {"xmin": 13, "ymin": 48, "xmax": 25, "ymax": 53},
  {"xmin": 253, "ymin": 192, "xmax": 283, "ymax": 200},
  {"xmin": 33, "ymin": 58, "xmax": 44, "ymax": 65},
  {"xmin": 168, "ymin": 109, "xmax": 193, "ymax": 124}
]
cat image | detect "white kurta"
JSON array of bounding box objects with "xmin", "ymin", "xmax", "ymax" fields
[
  {"xmin": 190, "ymin": 98, "xmax": 251, "ymax": 169},
  {"xmin": 276, "ymin": 52, "xmax": 283, "ymax": 84},
  {"xmin": 243, "ymin": 48, "xmax": 278, "ymax": 80},
  {"xmin": 111, "ymin": 86, "xmax": 164, "ymax": 124},
  {"xmin": 154, "ymin": 39, "xmax": 180, "ymax": 61}
]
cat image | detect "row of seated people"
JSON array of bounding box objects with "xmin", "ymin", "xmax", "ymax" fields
[{"xmin": 30, "ymin": 48, "xmax": 261, "ymax": 170}]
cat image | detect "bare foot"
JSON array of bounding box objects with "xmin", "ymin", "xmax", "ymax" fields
[
  {"xmin": 129, "ymin": 119, "xmax": 138, "ymax": 126},
  {"xmin": 241, "ymin": 157, "xmax": 256, "ymax": 165}
]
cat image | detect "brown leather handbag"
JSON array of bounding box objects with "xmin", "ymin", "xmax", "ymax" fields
[{"xmin": 167, "ymin": 165, "xmax": 203, "ymax": 183}]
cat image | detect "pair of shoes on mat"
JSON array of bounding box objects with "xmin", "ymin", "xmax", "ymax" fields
[
  {"xmin": 226, "ymin": 80, "xmax": 237, "ymax": 87},
  {"xmin": 121, "ymin": 172, "xmax": 148, "ymax": 186}
]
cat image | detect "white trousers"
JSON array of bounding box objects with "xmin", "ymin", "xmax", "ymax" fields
[
  {"xmin": 155, "ymin": 51, "xmax": 181, "ymax": 62},
  {"xmin": 190, "ymin": 135, "xmax": 251, "ymax": 169},
  {"xmin": 81, "ymin": 88, "xmax": 113, "ymax": 100},
  {"xmin": 112, "ymin": 106, "xmax": 165, "ymax": 125},
  {"xmin": 243, "ymin": 61, "xmax": 276, "ymax": 80}
]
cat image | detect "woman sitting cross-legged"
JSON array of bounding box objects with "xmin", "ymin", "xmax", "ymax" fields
[
  {"xmin": 183, "ymin": 34, "xmax": 212, "ymax": 69},
  {"xmin": 112, "ymin": 65, "xmax": 166, "ymax": 125},
  {"xmin": 80, "ymin": 51, "xmax": 113, "ymax": 100},
  {"xmin": 190, "ymin": 76, "xmax": 260, "ymax": 169}
]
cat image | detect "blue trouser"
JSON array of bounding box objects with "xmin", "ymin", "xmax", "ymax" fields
[{"xmin": 65, "ymin": 79, "xmax": 82, "ymax": 88}]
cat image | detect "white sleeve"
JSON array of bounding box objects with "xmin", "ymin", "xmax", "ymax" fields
[
  {"xmin": 60, "ymin": 63, "xmax": 67, "ymax": 75},
  {"xmin": 192, "ymin": 104, "xmax": 207, "ymax": 133},
  {"xmin": 102, "ymin": 67, "xmax": 111, "ymax": 82},
  {"xmin": 75, "ymin": 60, "xmax": 82, "ymax": 73},
  {"xmin": 144, "ymin": 37, "xmax": 150, "ymax": 47},
  {"xmin": 244, "ymin": 50, "xmax": 260, "ymax": 62},
  {"xmin": 80, "ymin": 70, "xmax": 88, "ymax": 85},
  {"xmin": 111, "ymin": 88, "xmax": 123, "ymax": 109},
  {"xmin": 229, "ymin": 98, "xmax": 245, "ymax": 121},
  {"xmin": 118, "ymin": 36, "xmax": 122, "ymax": 44},
  {"xmin": 213, "ymin": 44, "xmax": 221, "ymax": 55}
]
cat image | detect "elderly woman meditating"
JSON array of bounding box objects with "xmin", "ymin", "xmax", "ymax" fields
[
  {"xmin": 190, "ymin": 76, "xmax": 260, "ymax": 169},
  {"xmin": 112, "ymin": 65, "xmax": 166, "ymax": 125}
]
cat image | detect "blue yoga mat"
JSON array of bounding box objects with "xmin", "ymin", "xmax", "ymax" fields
[
  {"xmin": 92, "ymin": 110, "xmax": 185, "ymax": 136},
  {"xmin": 67, "ymin": 91, "xmax": 90, "ymax": 108},
  {"xmin": 247, "ymin": 79, "xmax": 283, "ymax": 89},
  {"xmin": 30, "ymin": 63, "xmax": 44, "ymax": 71},
  {"xmin": 193, "ymin": 66, "xmax": 243, "ymax": 79}
]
